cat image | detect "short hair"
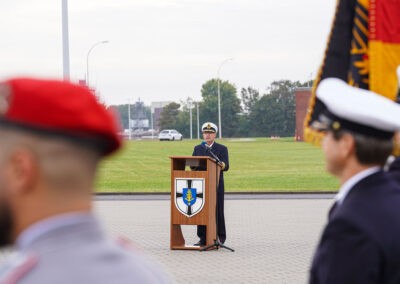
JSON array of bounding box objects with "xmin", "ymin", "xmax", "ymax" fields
[
  {"xmin": 332, "ymin": 130, "xmax": 393, "ymax": 166},
  {"xmin": 0, "ymin": 128, "xmax": 100, "ymax": 192}
]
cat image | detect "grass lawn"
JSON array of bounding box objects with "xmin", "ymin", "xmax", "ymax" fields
[{"xmin": 95, "ymin": 138, "xmax": 339, "ymax": 193}]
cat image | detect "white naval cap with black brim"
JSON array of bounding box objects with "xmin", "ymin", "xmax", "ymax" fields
[
  {"xmin": 202, "ymin": 122, "xmax": 218, "ymax": 133},
  {"xmin": 311, "ymin": 78, "xmax": 400, "ymax": 140}
]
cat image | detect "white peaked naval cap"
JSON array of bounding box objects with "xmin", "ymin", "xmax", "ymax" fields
[
  {"xmin": 202, "ymin": 122, "xmax": 218, "ymax": 133},
  {"xmin": 312, "ymin": 78, "xmax": 400, "ymax": 139}
]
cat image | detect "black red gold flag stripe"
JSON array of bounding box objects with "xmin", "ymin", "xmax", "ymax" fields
[{"xmin": 304, "ymin": 0, "xmax": 400, "ymax": 144}]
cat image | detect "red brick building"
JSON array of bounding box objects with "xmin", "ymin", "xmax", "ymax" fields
[{"xmin": 295, "ymin": 87, "xmax": 312, "ymax": 141}]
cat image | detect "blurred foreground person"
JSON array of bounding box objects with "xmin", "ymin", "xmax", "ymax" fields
[
  {"xmin": 0, "ymin": 78, "xmax": 170, "ymax": 284},
  {"xmin": 309, "ymin": 78, "xmax": 400, "ymax": 283},
  {"xmin": 386, "ymin": 133, "xmax": 400, "ymax": 183}
]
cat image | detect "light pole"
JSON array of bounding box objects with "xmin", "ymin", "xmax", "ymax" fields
[
  {"xmin": 217, "ymin": 57, "xmax": 233, "ymax": 139},
  {"xmin": 128, "ymin": 99, "xmax": 131, "ymax": 140},
  {"xmin": 61, "ymin": 0, "xmax": 70, "ymax": 80},
  {"xmin": 196, "ymin": 101, "xmax": 200, "ymax": 139},
  {"xmin": 86, "ymin": 40, "xmax": 109, "ymax": 86},
  {"xmin": 188, "ymin": 98, "xmax": 193, "ymax": 139},
  {"xmin": 150, "ymin": 109, "xmax": 154, "ymax": 140}
]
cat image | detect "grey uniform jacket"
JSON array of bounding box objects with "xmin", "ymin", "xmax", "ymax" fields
[{"xmin": 0, "ymin": 214, "xmax": 171, "ymax": 284}]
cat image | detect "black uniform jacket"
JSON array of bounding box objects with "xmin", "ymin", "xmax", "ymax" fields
[
  {"xmin": 388, "ymin": 156, "xmax": 400, "ymax": 184},
  {"xmin": 310, "ymin": 171, "xmax": 400, "ymax": 284},
  {"xmin": 192, "ymin": 142, "xmax": 229, "ymax": 189}
]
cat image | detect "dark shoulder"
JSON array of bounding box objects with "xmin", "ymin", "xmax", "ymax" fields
[
  {"xmin": 213, "ymin": 142, "xmax": 227, "ymax": 150},
  {"xmin": 193, "ymin": 144, "xmax": 203, "ymax": 151},
  {"xmin": 389, "ymin": 157, "xmax": 400, "ymax": 172},
  {"xmin": 339, "ymin": 171, "xmax": 400, "ymax": 224},
  {"xmin": 346, "ymin": 171, "xmax": 400, "ymax": 202}
]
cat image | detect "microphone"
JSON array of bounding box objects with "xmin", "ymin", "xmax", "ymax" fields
[
  {"xmin": 201, "ymin": 141, "xmax": 209, "ymax": 150},
  {"xmin": 201, "ymin": 141, "xmax": 222, "ymax": 165}
]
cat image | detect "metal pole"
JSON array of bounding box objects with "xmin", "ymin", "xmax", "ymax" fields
[
  {"xmin": 62, "ymin": 0, "xmax": 70, "ymax": 80},
  {"xmin": 150, "ymin": 110, "xmax": 154, "ymax": 140},
  {"xmin": 128, "ymin": 100, "xmax": 131, "ymax": 140},
  {"xmin": 217, "ymin": 58, "xmax": 233, "ymax": 139},
  {"xmin": 196, "ymin": 102, "xmax": 200, "ymax": 139},
  {"xmin": 188, "ymin": 98, "xmax": 193, "ymax": 139},
  {"xmin": 217, "ymin": 78, "xmax": 221, "ymax": 139},
  {"xmin": 86, "ymin": 40, "xmax": 109, "ymax": 86}
]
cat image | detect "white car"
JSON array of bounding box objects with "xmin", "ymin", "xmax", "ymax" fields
[{"xmin": 158, "ymin": 129, "xmax": 183, "ymax": 141}]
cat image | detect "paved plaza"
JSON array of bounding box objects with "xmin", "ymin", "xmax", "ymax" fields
[{"xmin": 0, "ymin": 195, "xmax": 334, "ymax": 283}]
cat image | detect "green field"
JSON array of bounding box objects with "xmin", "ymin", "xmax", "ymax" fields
[{"xmin": 95, "ymin": 138, "xmax": 339, "ymax": 193}]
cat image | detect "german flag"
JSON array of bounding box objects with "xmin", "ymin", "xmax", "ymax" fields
[{"xmin": 304, "ymin": 0, "xmax": 400, "ymax": 144}]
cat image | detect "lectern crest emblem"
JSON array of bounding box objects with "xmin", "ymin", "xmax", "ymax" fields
[{"xmin": 175, "ymin": 178, "xmax": 205, "ymax": 217}]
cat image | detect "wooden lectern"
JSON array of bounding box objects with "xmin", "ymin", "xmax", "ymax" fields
[{"xmin": 170, "ymin": 156, "xmax": 220, "ymax": 250}]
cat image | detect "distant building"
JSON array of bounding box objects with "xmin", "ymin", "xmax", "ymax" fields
[
  {"xmin": 295, "ymin": 87, "xmax": 312, "ymax": 141},
  {"xmin": 131, "ymin": 99, "xmax": 149, "ymax": 131},
  {"xmin": 151, "ymin": 101, "xmax": 172, "ymax": 131}
]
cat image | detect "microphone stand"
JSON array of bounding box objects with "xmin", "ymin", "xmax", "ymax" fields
[{"xmin": 200, "ymin": 149, "xmax": 234, "ymax": 252}]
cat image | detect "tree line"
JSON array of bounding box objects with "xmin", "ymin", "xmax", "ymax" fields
[{"xmin": 110, "ymin": 79, "xmax": 312, "ymax": 138}]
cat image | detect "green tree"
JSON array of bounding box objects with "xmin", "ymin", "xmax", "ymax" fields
[
  {"xmin": 241, "ymin": 87, "xmax": 260, "ymax": 114},
  {"xmin": 238, "ymin": 87, "xmax": 260, "ymax": 136},
  {"xmin": 200, "ymin": 79, "xmax": 241, "ymax": 137},
  {"xmin": 249, "ymin": 80, "xmax": 303, "ymax": 137},
  {"xmin": 174, "ymin": 98, "xmax": 199, "ymax": 139},
  {"xmin": 300, "ymin": 79, "xmax": 314, "ymax": 88},
  {"xmin": 158, "ymin": 102, "xmax": 181, "ymax": 130}
]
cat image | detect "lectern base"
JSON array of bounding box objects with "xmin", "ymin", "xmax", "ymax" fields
[
  {"xmin": 200, "ymin": 240, "xmax": 235, "ymax": 252},
  {"xmin": 171, "ymin": 245, "xmax": 202, "ymax": 251}
]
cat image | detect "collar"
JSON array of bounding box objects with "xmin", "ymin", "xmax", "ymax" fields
[
  {"xmin": 335, "ymin": 166, "xmax": 381, "ymax": 205},
  {"xmin": 16, "ymin": 212, "xmax": 96, "ymax": 250},
  {"xmin": 208, "ymin": 141, "xmax": 215, "ymax": 148}
]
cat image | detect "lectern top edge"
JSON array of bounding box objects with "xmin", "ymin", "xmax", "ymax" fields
[{"xmin": 169, "ymin": 156, "xmax": 213, "ymax": 160}]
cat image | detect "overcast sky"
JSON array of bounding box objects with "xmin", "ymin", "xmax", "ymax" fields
[{"xmin": 0, "ymin": 0, "xmax": 336, "ymax": 106}]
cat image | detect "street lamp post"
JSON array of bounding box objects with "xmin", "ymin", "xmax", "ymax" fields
[
  {"xmin": 150, "ymin": 110, "xmax": 154, "ymax": 140},
  {"xmin": 86, "ymin": 40, "xmax": 109, "ymax": 86},
  {"xmin": 61, "ymin": 0, "xmax": 70, "ymax": 80},
  {"xmin": 188, "ymin": 98, "xmax": 193, "ymax": 139},
  {"xmin": 217, "ymin": 57, "xmax": 234, "ymax": 139},
  {"xmin": 128, "ymin": 100, "xmax": 131, "ymax": 140},
  {"xmin": 196, "ymin": 101, "xmax": 200, "ymax": 139}
]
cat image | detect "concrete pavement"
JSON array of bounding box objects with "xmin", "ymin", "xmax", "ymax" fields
[
  {"xmin": 95, "ymin": 197, "xmax": 333, "ymax": 283},
  {"xmin": 0, "ymin": 196, "xmax": 334, "ymax": 283}
]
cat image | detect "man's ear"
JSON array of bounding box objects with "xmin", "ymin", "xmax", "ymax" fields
[{"xmin": 7, "ymin": 149, "xmax": 38, "ymax": 195}]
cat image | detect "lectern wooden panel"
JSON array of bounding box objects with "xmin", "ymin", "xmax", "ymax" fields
[{"xmin": 170, "ymin": 156, "xmax": 220, "ymax": 250}]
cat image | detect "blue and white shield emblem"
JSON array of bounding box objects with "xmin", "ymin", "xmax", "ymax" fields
[
  {"xmin": 183, "ymin": 188, "xmax": 196, "ymax": 206},
  {"xmin": 175, "ymin": 178, "xmax": 205, "ymax": 217}
]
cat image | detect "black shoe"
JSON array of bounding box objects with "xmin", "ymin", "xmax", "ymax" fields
[{"xmin": 194, "ymin": 240, "xmax": 205, "ymax": 246}]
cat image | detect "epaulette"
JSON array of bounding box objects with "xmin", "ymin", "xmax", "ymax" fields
[
  {"xmin": 115, "ymin": 236, "xmax": 141, "ymax": 252},
  {"xmin": 0, "ymin": 252, "xmax": 38, "ymax": 284}
]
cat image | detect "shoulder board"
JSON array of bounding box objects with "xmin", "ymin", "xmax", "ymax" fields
[
  {"xmin": 0, "ymin": 252, "xmax": 38, "ymax": 284},
  {"xmin": 115, "ymin": 236, "xmax": 141, "ymax": 252}
]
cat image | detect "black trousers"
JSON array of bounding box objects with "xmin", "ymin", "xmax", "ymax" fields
[{"xmin": 197, "ymin": 185, "xmax": 226, "ymax": 243}]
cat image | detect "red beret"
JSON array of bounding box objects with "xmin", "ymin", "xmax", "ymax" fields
[{"xmin": 0, "ymin": 77, "xmax": 122, "ymax": 156}]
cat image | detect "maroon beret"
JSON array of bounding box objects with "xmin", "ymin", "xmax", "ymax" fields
[{"xmin": 0, "ymin": 77, "xmax": 122, "ymax": 156}]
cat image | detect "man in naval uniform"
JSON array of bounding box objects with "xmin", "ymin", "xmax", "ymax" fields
[
  {"xmin": 192, "ymin": 122, "xmax": 229, "ymax": 246},
  {"xmin": 309, "ymin": 78, "xmax": 400, "ymax": 283},
  {"xmin": 0, "ymin": 78, "xmax": 170, "ymax": 283}
]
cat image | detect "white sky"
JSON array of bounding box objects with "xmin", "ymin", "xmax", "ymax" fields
[{"xmin": 0, "ymin": 0, "xmax": 336, "ymax": 106}]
